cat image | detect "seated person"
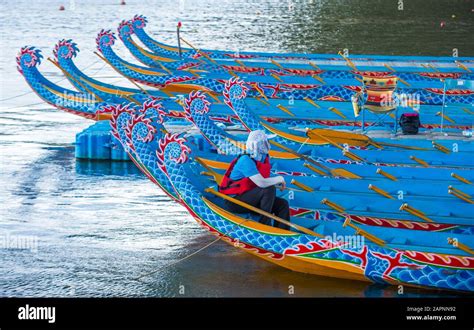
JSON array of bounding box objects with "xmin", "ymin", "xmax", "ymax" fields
[{"xmin": 218, "ymin": 130, "xmax": 290, "ymax": 230}]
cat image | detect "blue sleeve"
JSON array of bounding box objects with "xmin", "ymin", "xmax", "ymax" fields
[{"xmin": 229, "ymin": 155, "xmax": 259, "ymax": 181}]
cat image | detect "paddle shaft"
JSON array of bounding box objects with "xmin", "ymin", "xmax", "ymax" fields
[
  {"xmin": 195, "ymin": 157, "xmax": 223, "ymax": 184},
  {"xmin": 205, "ymin": 188, "xmax": 323, "ymax": 237},
  {"xmin": 177, "ymin": 24, "xmax": 182, "ymax": 58},
  {"xmin": 269, "ymin": 140, "xmax": 331, "ymax": 172},
  {"xmin": 93, "ymin": 51, "xmax": 151, "ymax": 95},
  {"xmin": 307, "ymin": 129, "xmax": 429, "ymax": 151},
  {"xmin": 49, "ymin": 57, "xmax": 140, "ymax": 106},
  {"xmin": 47, "ymin": 58, "xmax": 104, "ymax": 102},
  {"xmin": 179, "ymin": 37, "xmax": 217, "ymax": 64}
]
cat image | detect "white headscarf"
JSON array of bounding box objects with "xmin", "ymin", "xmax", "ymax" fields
[{"xmin": 246, "ymin": 130, "xmax": 275, "ymax": 160}]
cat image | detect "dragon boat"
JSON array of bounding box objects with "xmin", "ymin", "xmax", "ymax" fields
[
  {"xmin": 16, "ymin": 46, "xmax": 474, "ymax": 291},
  {"xmin": 117, "ymin": 18, "xmax": 474, "ymax": 86},
  {"xmin": 107, "ymin": 103, "xmax": 474, "ymax": 292},
  {"xmin": 181, "ymin": 87, "xmax": 474, "ymax": 156},
  {"xmin": 18, "ymin": 39, "xmax": 466, "ymax": 140},
  {"xmin": 95, "ymin": 30, "xmax": 474, "ymax": 107},
  {"xmin": 16, "ymin": 44, "xmax": 217, "ymax": 123},
  {"xmin": 108, "ymin": 99, "xmax": 474, "ymax": 235},
  {"xmin": 215, "ymin": 78, "xmax": 474, "ymax": 167},
  {"xmin": 183, "ymin": 91, "xmax": 474, "ymax": 219},
  {"xmin": 161, "ymin": 133, "xmax": 474, "ymax": 292},
  {"xmin": 19, "ymin": 45, "xmax": 474, "ymax": 169},
  {"xmin": 21, "ymin": 48, "xmax": 466, "ymax": 223},
  {"xmin": 17, "ymin": 43, "xmax": 474, "ymax": 192},
  {"xmin": 18, "ymin": 42, "xmax": 473, "ymax": 211},
  {"xmin": 18, "ymin": 44, "xmax": 474, "ymax": 171},
  {"xmin": 53, "ymin": 39, "xmax": 473, "ymax": 132},
  {"xmin": 15, "ymin": 46, "xmax": 117, "ymax": 120},
  {"xmin": 127, "ymin": 15, "xmax": 474, "ymax": 69}
]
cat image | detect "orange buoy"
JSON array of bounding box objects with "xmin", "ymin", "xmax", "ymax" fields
[
  {"xmin": 59, "ymin": 5, "xmax": 65, "ymax": 10},
  {"xmin": 440, "ymin": 21, "xmax": 446, "ymax": 28}
]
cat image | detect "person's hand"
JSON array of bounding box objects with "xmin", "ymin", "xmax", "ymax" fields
[{"xmin": 279, "ymin": 177, "xmax": 286, "ymax": 191}]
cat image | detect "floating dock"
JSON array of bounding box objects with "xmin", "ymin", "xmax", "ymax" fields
[
  {"xmin": 75, "ymin": 121, "xmax": 129, "ymax": 161},
  {"xmin": 75, "ymin": 121, "xmax": 216, "ymax": 161}
]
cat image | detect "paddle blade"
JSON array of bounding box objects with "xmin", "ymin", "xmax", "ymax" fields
[
  {"xmin": 307, "ymin": 128, "xmax": 370, "ymax": 147},
  {"xmin": 331, "ymin": 169, "xmax": 361, "ymax": 179}
]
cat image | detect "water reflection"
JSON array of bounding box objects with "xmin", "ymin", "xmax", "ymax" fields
[
  {"xmin": 280, "ymin": 0, "xmax": 474, "ymax": 56},
  {"xmin": 75, "ymin": 159, "xmax": 144, "ymax": 177}
]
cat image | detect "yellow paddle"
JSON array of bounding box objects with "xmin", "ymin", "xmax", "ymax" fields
[
  {"xmin": 179, "ymin": 37, "xmax": 218, "ymax": 65},
  {"xmin": 205, "ymin": 188, "xmax": 324, "ymax": 237},
  {"xmin": 306, "ymin": 128, "xmax": 430, "ymax": 151},
  {"xmin": 47, "ymin": 58, "xmax": 104, "ymax": 103},
  {"xmin": 343, "ymin": 218, "xmax": 386, "ymax": 246},
  {"xmin": 195, "ymin": 157, "xmax": 224, "ymax": 185}
]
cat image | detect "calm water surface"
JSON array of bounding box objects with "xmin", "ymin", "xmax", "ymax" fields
[{"xmin": 1, "ymin": 0, "xmax": 472, "ymax": 297}]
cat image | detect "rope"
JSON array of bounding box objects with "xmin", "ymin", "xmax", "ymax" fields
[
  {"xmin": 133, "ymin": 204, "xmax": 253, "ymax": 281},
  {"xmin": 296, "ymin": 136, "xmax": 310, "ymax": 154},
  {"xmin": 0, "ymin": 55, "xmax": 102, "ymax": 103},
  {"xmin": 2, "ymin": 101, "xmax": 45, "ymax": 110},
  {"xmin": 88, "ymin": 60, "xmax": 107, "ymax": 76},
  {"xmin": 0, "ymin": 90, "xmax": 37, "ymax": 102},
  {"xmin": 0, "ymin": 55, "xmax": 123, "ymax": 111},
  {"xmin": 133, "ymin": 235, "xmax": 222, "ymax": 281}
]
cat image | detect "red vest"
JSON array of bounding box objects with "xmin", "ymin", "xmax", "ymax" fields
[{"xmin": 219, "ymin": 154, "xmax": 271, "ymax": 195}]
